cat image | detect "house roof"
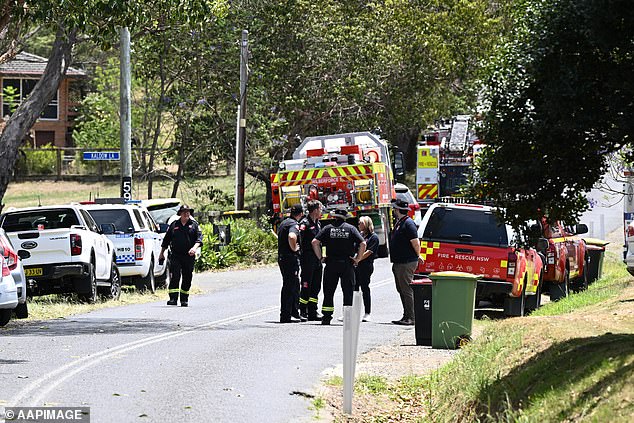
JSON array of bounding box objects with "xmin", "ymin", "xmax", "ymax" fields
[{"xmin": 0, "ymin": 52, "xmax": 86, "ymax": 77}]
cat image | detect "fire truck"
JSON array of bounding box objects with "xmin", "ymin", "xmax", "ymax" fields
[
  {"xmin": 270, "ymin": 132, "xmax": 398, "ymax": 257},
  {"xmin": 415, "ymin": 115, "xmax": 485, "ymax": 207}
]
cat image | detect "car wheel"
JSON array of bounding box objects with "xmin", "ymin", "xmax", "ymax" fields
[
  {"xmin": 550, "ymin": 268, "xmax": 569, "ymax": 301},
  {"xmin": 0, "ymin": 309, "xmax": 11, "ymax": 327},
  {"xmin": 14, "ymin": 302, "xmax": 28, "ymax": 319},
  {"xmin": 99, "ymin": 263, "xmax": 121, "ymax": 300},
  {"xmin": 77, "ymin": 263, "xmax": 98, "ymax": 304},
  {"xmin": 135, "ymin": 258, "xmax": 156, "ymax": 293}
]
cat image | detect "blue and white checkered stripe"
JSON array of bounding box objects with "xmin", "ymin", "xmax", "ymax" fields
[{"xmin": 116, "ymin": 254, "xmax": 136, "ymax": 264}]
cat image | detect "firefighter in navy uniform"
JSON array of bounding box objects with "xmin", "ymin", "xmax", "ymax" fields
[
  {"xmin": 298, "ymin": 200, "xmax": 323, "ymax": 321},
  {"xmin": 311, "ymin": 209, "xmax": 366, "ymax": 325},
  {"xmin": 159, "ymin": 205, "xmax": 202, "ymax": 307},
  {"xmin": 277, "ymin": 204, "xmax": 304, "ymax": 323}
]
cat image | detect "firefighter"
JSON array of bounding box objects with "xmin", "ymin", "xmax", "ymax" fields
[
  {"xmin": 311, "ymin": 209, "xmax": 366, "ymax": 325},
  {"xmin": 298, "ymin": 200, "xmax": 323, "ymax": 321},
  {"xmin": 389, "ymin": 199, "xmax": 421, "ymax": 325},
  {"xmin": 159, "ymin": 204, "xmax": 202, "ymax": 307},
  {"xmin": 277, "ymin": 204, "xmax": 303, "ymax": 323}
]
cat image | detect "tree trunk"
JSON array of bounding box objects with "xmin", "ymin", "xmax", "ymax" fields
[
  {"xmin": 246, "ymin": 168, "xmax": 273, "ymax": 212},
  {"xmin": 0, "ymin": 28, "xmax": 74, "ymax": 212},
  {"xmin": 393, "ymin": 128, "xmax": 420, "ymax": 171}
]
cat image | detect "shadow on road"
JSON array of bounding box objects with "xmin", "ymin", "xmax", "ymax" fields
[{"xmin": 0, "ymin": 318, "xmax": 182, "ymax": 337}]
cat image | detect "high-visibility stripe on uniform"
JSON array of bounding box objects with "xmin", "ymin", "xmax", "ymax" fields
[
  {"xmin": 322, "ymin": 306, "xmax": 335, "ymax": 312},
  {"xmin": 299, "ymin": 298, "xmax": 309, "ymax": 304},
  {"xmin": 180, "ymin": 289, "xmax": 190, "ymax": 294},
  {"xmin": 168, "ymin": 289, "xmax": 180, "ymax": 294},
  {"xmin": 309, "ymin": 297, "xmax": 318, "ymax": 303}
]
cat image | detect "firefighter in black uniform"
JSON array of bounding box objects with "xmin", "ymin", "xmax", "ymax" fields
[
  {"xmin": 159, "ymin": 204, "xmax": 202, "ymax": 307},
  {"xmin": 277, "ymin": 204, "xmax": 303, "ymax": 323},
  {"xmin": 311, "ymin": 209, "xmax": 366, "ymax": 325},
  {"xmin": 298, "ymin": 200, "xmax": 323, "ymax": 321}
]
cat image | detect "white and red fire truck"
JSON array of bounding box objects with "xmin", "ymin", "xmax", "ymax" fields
[
  {"xmin": 415, "ymin": 115, "xmax": 485, "ymax": 207},
  {"xmin": 270, "ymin": 132, "xmax": 397, "ymax": 257}
]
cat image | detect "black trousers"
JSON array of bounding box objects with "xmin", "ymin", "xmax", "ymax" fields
[
  {"xmin": 321, "ymin": 258, "xmax": 355, "ymax": 317},
  {"xmin": 300, "ymin": 255, "xmax": 322, "ymax": 316},
  {"xmin": 354, "ymin": 261, "xmax": 374, "ymax": 314},
  {"xmin": 169, "ymin": 253, "xmax": 195, "ymax": 302},
  {"xmin": 278, "ymin": 254, "xmax": 300, "ymax": 320}
]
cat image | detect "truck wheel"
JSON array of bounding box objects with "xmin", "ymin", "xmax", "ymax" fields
[
  {"xmin": 504, "ymin": 279, "xmax": 526, "ymax": 317},
  {"xmin": 0, "ymin": 309, "xmax": 11, "ymax": 327},
  {"xmin": 135, "ymin": 258, "xmax": 156, "ymax": 293},
  {"xmin": 550, "ymin": 269, "xmax": 569, "ymax": 301},
  {"xmin": 77, "ymin": 263, "xmax": 98, "ymax": 304},
  {"xmin": 14, "ymin": 302, "xmax": 28, "ymax": 319},
  {"xmin": 525, "ymin": 273, "xmax": 542, "ymax": 313},
  {"xmin": 99, "ymin": 264, "xmax": 121, "ymax": 300}
]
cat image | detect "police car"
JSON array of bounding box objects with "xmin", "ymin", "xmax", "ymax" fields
[{"xmin": 83, "ymin": 203, "xmax": 168, "ymax": 292}]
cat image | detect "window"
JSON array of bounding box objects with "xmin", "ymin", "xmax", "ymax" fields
[
  {"xmin": 2, "ymin": 78, "xmax": 59, "ymax": 120},
  {"xmin": 422, "ymin": 207, "xmax": 509, "ymax": 247},
  {"xmin": 88, "ymin": 209, "xmax": 135, "ymax": 233},
  {"xmin": 0, "ymin": 209, "xmax": 79, "ymax": 231},
  {"xmin": 133, "ymin": 209, "xmax": 146, "ymax": 229}
]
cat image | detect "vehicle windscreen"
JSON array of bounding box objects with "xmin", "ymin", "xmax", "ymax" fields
[
  {"xmin": 147, "ymin": 204, "xmax": 180, "ymax": 224},
  {"xmin": 422, "ymin": 207, "xmax": 508, "ymax": 247},
  {"xmin": 88, "ymin": 209, "xmax": 135, "ymax": 233},
  {"xmin": 0, "ymin": 209, "xmax": 80, "ymax": 232}
]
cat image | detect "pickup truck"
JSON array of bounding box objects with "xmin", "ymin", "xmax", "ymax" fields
[
  {"xmin": 537, "ymin": 219, "xmax": 588, "ymax": 300},
  {"xmin": 0, "ymin": 205, "xmax": 121, "ymax": 302},
  {"xmin": 84, "ymin": 203, "xmax": 168, "ymax": 292},
  {"xmin": 416, "ymin": 203, "xmax": 545, "ymax": 316}
]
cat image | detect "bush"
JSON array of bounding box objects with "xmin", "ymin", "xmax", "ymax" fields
[
  {"xmin": 24, "ymin": 144, "xmax": 57, "ymax": 175},
  {"xmin": 195, "ymin": 217, "xmax": 277, "ymax": 271}
]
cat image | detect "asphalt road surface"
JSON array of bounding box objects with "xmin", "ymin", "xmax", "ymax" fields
[{"xmin": 0, "ymin": 258, "xmax": 418, "ymax": 423}]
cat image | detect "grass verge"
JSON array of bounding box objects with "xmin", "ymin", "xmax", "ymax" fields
[{"xmin": 324, "ymin": 251, "xmax": 634, "ymax": 422}]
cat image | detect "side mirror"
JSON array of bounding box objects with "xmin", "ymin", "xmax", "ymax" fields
[
  {"xmin": 393, "ymin": 151, "xmax": 405, "ymax": 180},
  {"xmin": 100, "ymin": 223, "xmax": 116, "ymax": 235},
  {"xmin": 575, "ymin": 223, "xmax": 588, "ymax": 235},
  {"xmin": 158, "ymin": 223, "xmax": 169, "ymax": 234},
  {"xmin": 536, "ymin": 238, "xmax": 549, "ymax": 254}
]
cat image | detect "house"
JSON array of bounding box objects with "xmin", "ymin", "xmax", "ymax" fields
[{"xmin": 0, "ymin": 51, "xmax": 86, "ymax": 147}]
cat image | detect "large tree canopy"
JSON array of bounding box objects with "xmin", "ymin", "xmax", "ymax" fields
[{"xmin": 474, "ymin": 0, "xmax": 634, "ymax": 228}]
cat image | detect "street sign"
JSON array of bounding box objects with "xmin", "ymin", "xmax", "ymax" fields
[{"xmin": 82, "ymin": 151, "xmax": 121, "ymax": 161}]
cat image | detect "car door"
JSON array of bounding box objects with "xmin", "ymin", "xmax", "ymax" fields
[
  {"xmin": 141, "ymin": 210, "xmax": 165, "ymax": 272},
  {"xmin": 80, "ymin": 209, "xmax": 110, "ymax": 279}
]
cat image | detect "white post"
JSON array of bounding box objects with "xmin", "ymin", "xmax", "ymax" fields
[
  {"xmin": 599, "ymin": 213, "xmax": 605, "ymax": 240},
  {"xmin": 343, "ymin": 291, "xmax": 363, "ymax": 415}
]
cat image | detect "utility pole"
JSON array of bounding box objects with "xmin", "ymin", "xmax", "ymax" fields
[
  {"xmin": 235, "ymin": 30, "xmax": 248, "ymax": 210},
  {"xmin": 120, "ymin": 27, "xmax": 133, "ymax": 200}
]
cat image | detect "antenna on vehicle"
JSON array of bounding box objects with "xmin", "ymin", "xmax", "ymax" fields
[{"xmin": 37, "ymin": 195, "xmax": 41, "ymax": 207}]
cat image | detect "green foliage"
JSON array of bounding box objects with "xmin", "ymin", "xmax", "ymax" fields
[
  {"xmin": 23, "ymin": 144, "xmax": 57, "ymax": 175},
  {"xmin": 2, "ymin": 85, "xmax": 20, "ymax": 116},
  {"xmin": 195, "ymin": 218, "xmax": 276, "ymax": 271},
  {"xmin": 473, "ymin": 0, "xmax": 634, "ymax": 228}
]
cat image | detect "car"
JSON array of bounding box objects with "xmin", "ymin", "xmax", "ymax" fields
[
  {"xmin": 0, "ymin": 205, "xmax": 120, "ymax": 302},
  {"xmin": 0, "ymin": 255, "xmax": 18, "ymax": 327},
  {"xmin": 0, "ymin": 228, "xmax": 28, "ymax": 318},
  {"xmin": 416, "ymin": 202, "xmax": 544, "ymax": 316},
  {"xmin": 84, "ymin": 203, "xmax": 169, "ymax": 292},
  {"xmin": 395, "ymin": 183, "xmax": 422, "ymax": 227}
]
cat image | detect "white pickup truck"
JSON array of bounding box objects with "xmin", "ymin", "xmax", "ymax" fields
[{"xmin": 0, "ymin": 205, "xmax": 121, "ymax": 302}]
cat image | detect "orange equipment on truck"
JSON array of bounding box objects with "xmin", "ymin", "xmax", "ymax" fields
[
  {"xmin": 416, "ymin": 115, "xmax": 485, "ymax": 207},
  {"xmin": 271, "ymin": 132, "xmax": 396, "ymax": 257}
]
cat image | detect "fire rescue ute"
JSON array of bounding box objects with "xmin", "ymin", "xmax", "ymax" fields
[
  {"xmin": 416, "ymin": 115, "xmax": 485, "ymax": 207},
  {"xmin": 271, "ymin": 132, "xmax": 397, "ymax": 257},
  {"xmin": 416, "ymin": 203, "xmax": 544, "ymax": 316}
]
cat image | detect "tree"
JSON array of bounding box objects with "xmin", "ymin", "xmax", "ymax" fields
[{"xmin": 473, "ymin": 0, "xmax": 634, "ymax": 229}]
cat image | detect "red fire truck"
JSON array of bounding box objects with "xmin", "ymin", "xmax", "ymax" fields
[{"xmin": 270, "ymin": 132, "xmax": 397, "ymax": 257}]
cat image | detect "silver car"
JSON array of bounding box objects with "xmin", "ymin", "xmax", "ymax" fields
[{"xmin": 0, "ymin": 228, "xmax": 27, "ymax": 318}]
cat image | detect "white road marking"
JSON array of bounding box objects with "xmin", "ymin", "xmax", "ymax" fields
[{"xmin": 8, "ymin": 306, "xmax": 278, "ymax": 408}]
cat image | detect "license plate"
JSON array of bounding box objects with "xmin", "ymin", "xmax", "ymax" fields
[{"xmin": 25, "ymin": 268, "xmax": 43, "ymax": 277}]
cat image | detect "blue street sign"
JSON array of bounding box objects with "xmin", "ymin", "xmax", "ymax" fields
[{"xmin": 83, "ymin": 151, "xmax": 121, "ymax": 161}]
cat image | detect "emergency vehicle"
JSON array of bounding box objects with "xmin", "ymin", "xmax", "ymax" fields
[
  {"xmin": 270, "ymin": 132, "xmax": 398, "ymax": 257},
  {"xmin": 416, "ymin": 203, "xmax": 544, "ymax": 316},
  {"xmin": 415, "ymin": 115, "xmax": 485, "ymax": 207}
]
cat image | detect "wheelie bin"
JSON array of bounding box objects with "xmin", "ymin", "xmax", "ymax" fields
[
  {"xmin": 430, "ymin": 271, "xmax": 480, "ymax": 350},
  {"xmin": 583, "ymin": 238, "xmax": 609, "ymax": 284},
  {"xmin": 410, "ymin": 277, "xmax": 433, "ymax": 346}
]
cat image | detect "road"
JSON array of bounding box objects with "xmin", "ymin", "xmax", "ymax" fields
[{"xmin": 0, "ymin": 258, "xmax": 416, "ymax": 423}]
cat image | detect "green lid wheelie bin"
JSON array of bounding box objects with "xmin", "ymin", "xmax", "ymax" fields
[
  {"xmin": 582, "ymin": 237, "xmax": 608, "ymax": 284},
  {"xmin": 430, "ymin": 271, "xmax": 480, "ymax": 350}
]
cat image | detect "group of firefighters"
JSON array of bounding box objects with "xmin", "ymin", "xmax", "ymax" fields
[{"xmin": 276, "ymin": 198, "xmax": 421, "ymax": 326}]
